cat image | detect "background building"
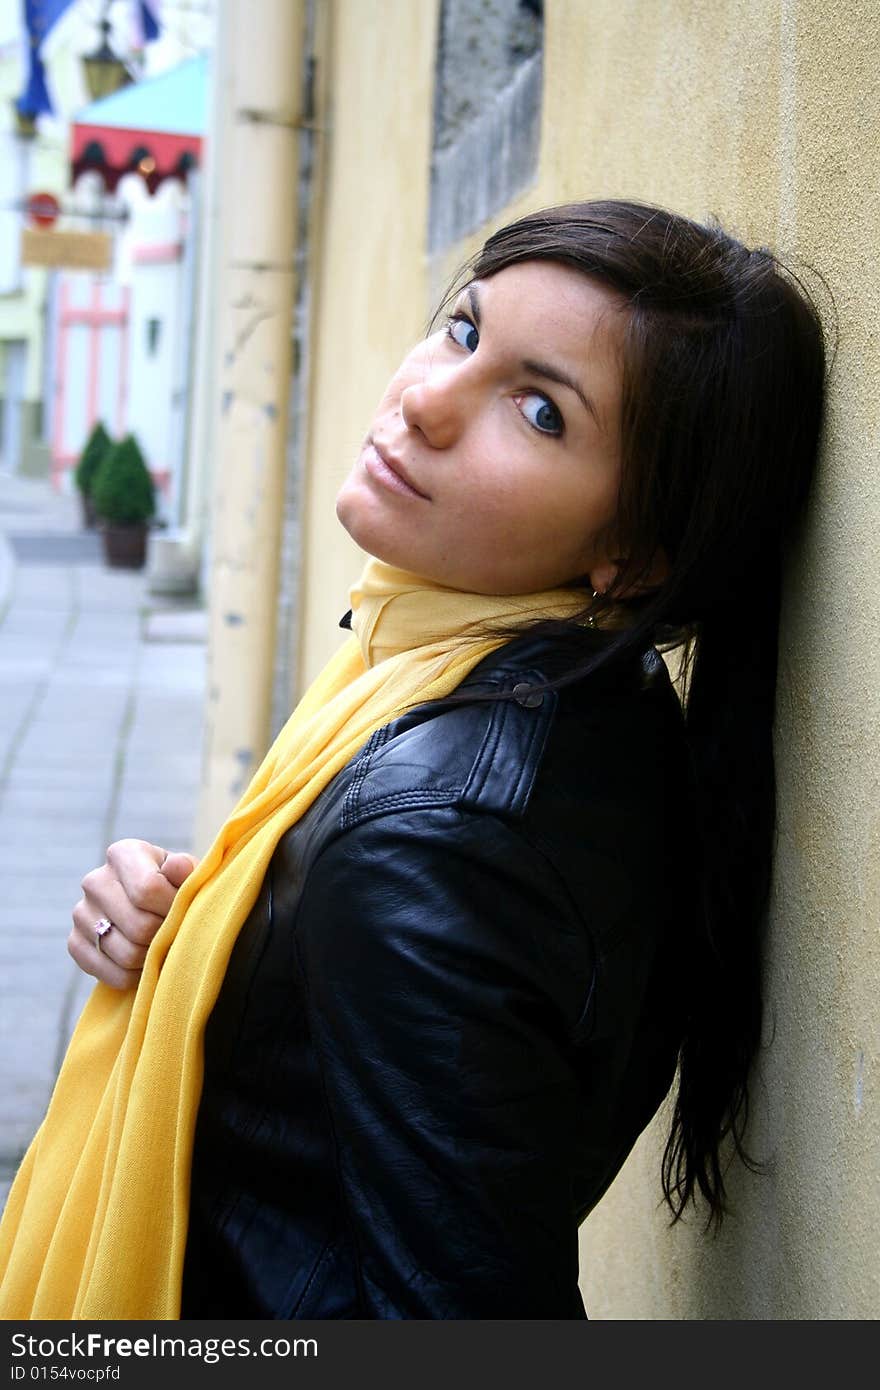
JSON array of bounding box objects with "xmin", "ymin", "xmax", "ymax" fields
[
  {"xmin": 0, "ymin": 0, "xmax": 213, "ymax": 514},
  {"xmin": 54, "ymin": 57, "xmax": 205, "ymax": 513}
]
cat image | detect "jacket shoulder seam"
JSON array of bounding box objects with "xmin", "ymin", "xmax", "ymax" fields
[
  {"xmin": 341, "ymin": 722, "xmax": 393, "ymax": 829},
  {"xmin": 341, "ymin": 669, "xmax": 558, "ymax": 832}
]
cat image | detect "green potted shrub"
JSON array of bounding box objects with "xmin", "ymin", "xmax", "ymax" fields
[
  {"xmin": 74, "ymin": 421, "xmax": 113, "ymax": 529},
  {"xmin": 92, "ymin": 433, "xmax": 156, "ymax": 569}
]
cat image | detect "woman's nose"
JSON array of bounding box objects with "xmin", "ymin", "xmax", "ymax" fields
[{"xmin": 400, "ymin": 367, "xmax": 469, "ymax": 449}]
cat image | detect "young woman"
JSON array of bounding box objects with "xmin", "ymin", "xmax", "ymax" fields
[{"xmin": 0, "ymin": 200, "xmax": 826, "ymax": 1320}]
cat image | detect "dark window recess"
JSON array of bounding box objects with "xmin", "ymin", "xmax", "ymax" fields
[
  {"xmin": 429, "ymin": 0, "xmax": 543, "ymax": 253},
  {"xmin": 146, "ymin": 318, "xmax": 162, "ymax": 356}
]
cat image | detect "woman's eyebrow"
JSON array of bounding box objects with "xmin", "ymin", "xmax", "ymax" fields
[
  {"xmin": 463, "ymin": 283, "xmax": 599, "ymax": 428},
  {"xmin": 521, "ymin": 358, "xmax": 599, "ymax": 426}
]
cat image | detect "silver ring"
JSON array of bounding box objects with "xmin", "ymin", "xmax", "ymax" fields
[{"xmin": 95, "ymin": 917, "xmax": 113, "ymax": 955}]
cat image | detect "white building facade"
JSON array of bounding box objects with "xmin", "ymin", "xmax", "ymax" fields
[{"xmin": 0, "ymin": 0, "xmax": 212, "ymax": 531}]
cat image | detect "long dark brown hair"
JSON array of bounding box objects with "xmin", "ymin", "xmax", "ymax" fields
[{"xmin": 434, "ymin": 200, "xmax": 828, "ymax": 1229}]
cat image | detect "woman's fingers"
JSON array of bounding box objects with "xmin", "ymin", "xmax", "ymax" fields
[
  {"xmin": 68, "ymin": 839, "xmax": 198, "ymax": 992},
  {"xmin": 70, "ymin": 892, "xmax": 152, "ymax": 970},
  {"xmin": 67, "ymin": 906, "xmax": 144, "ymax": 991},
  {"xmin": 105, "ymin": 839, "xmax": 181, "ymax": 926},
  {"xmin": 158, "ymin": 851, "xmax": 199, "ymax": 890},
  {"xmin": 78, "ymin": 859, "xmax": 165, "ymax": 948}
]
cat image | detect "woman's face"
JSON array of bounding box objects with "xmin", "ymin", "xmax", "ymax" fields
[{"xmin": 336, "ymin": 260, "xmax": 627, "ymax": 595}]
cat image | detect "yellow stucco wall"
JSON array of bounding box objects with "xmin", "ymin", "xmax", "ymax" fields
[{"xmin": 297, "ymin": 0, "xmax": 878, "ymax": 1316}]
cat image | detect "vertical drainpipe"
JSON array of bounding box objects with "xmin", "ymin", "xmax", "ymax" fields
[
  {"xmin": 270, "ymin": 0, "xmax": 320, "ymax": 737},
  {"xmin": 194, "ymin": 0, "xmax": 306, "ymax": 853}
]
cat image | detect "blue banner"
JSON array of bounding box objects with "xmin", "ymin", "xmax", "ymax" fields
[
  {"xmin": 25, "ymin": 0, "xmax": 76, "ymax": 41},
  {"xmin": 139, "ymin": 1, "xmax": 161, "ymax": 42},
  {"xmin": 16, "ymin": 0, "xmax": 77, "ymax": 119}
]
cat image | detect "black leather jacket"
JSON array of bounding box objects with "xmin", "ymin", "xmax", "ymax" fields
[{"xmin": 181, "ymin": 630, "xmax": 694, "ymax": 1319}]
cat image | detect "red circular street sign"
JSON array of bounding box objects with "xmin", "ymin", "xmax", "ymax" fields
[{"xmin": 26, "ymin": 191, "xmax": 61, "ymax": 228}]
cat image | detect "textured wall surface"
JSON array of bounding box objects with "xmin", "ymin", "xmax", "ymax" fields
[
  {"xmin": 429, "ymin": 0, "xmax": 542, "ymax": 248},
  {"xmin": 299, "ymin": 0, "xmax": 878, "ymax": 1317}
]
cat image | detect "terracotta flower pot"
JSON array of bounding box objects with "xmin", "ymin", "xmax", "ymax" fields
[{"xmin": 100, "ymin": 521, "xmax": 149, "ymax": 570}]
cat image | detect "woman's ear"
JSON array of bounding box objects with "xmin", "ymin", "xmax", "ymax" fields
[{"xmin": 589, "ymin": 545, "xmax": 670, "ymax": 599}]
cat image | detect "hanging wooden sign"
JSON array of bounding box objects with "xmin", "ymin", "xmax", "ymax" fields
[{"xmin": 21, "ymin": 228, "xmax": 112, "ymax": 271}]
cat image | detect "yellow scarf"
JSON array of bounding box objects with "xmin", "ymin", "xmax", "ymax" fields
[{"xmin": 0, "ymin": 558, "xmax": 604, "ymax": 1320}]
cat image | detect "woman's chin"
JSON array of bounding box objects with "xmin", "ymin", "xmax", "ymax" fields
[
  {"xmin": 334, "ymin": 484, "xmax": 367, "ymax": 544},
  {"xmin": 336, "ymin": 494, "xmax": 400, "ymax": 568}
]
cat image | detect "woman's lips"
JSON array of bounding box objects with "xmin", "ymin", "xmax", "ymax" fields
[{"xmin": 363, "ymin": 442, "xmax": 430, "ymax": 500}]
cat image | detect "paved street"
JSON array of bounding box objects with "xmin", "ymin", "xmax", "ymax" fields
[{"xmin": 0, "ymin": 473, "xmax": 206, "ymax": 1211}]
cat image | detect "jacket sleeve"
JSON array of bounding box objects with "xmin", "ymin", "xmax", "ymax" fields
[{"xmin": 293, "ymin": 804, "xmax": 595, "ymax": 1319}]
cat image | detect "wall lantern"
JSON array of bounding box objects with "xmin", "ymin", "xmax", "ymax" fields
[{"xmin": 82, "ymin": 17, "xmax": 132, "ymax": 101}]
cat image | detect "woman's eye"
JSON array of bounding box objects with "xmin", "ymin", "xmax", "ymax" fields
[
  {"xmin": 446, "ymin": 315, "xmax": 479, "ymax": 353},
  {"xmin": 514, "ymin": 392, "xmax": 564, "ymax": 437}
]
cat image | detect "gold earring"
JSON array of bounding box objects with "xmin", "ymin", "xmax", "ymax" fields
[{"xmin": 586, "ymin": 588, "xmax": 599, "ymax": 628}]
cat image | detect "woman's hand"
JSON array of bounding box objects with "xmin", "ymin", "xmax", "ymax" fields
[{"xmin": 69, "ymin": 839, "xmax": 199, "ymax": 990}]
